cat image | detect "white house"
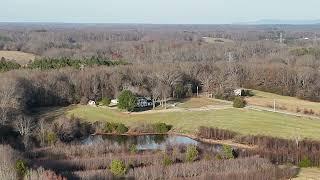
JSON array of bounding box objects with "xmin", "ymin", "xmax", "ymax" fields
[
  {"xmin": 234, "ymin": 89, "xmax": 244, "ymax": 96},
  {"xmin": 88, "ymin": 100, "xmax": 96, "ymax": 106}
]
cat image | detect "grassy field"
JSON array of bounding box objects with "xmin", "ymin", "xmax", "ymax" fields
[
  {"xmin": 176, "ymin": 97, "xmax": 226, "ymax": 108},
  {"xmin": 293, "ymin": 168, "xmax": 320, "ymax": 180},
  {"xmin": 67, "ymin": 105, "xmax": 320, "ymax": 139},
  {"xmin": 0, "ymin": 50, "xmax": 36, "ymax": 65},
  {"xmin": 246, "ymin": 90, "xmax": 320, "ymax": 115},
  {"xmin": 202, "ymin": 37, "xmax": 235, "ymax": 44}
]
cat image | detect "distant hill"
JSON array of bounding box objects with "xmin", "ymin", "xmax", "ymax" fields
[{"xmin": 237, "ymin": 19, "xmax": 320, "ymax": 25}]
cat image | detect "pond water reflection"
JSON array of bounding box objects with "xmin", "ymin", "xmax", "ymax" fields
[{"xmin": 81, "ymin": 134, "xmax": 224, "ymax": 151}]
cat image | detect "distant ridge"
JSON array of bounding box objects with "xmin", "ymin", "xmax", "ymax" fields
[{"xmin": 237, "ymin": 19, "xmax": 320, "ymax": 25}]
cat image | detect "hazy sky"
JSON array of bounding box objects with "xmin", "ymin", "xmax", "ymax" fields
[{"xmin": 1, "ymin": 0, "xmax": 320, "ymax": 24}]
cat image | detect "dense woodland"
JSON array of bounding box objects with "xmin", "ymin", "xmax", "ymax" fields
[{"xmin": 1, "ymin": 23, "xmax": 320, "ymax": 179}]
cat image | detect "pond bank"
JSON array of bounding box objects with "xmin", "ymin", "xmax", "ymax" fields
[{"xmin": 92, "ymin": 131, "xmax": 256, "ymax": 149}]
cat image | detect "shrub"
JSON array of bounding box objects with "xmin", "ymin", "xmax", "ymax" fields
[
  {"xmin": 242, "ymin": 89, "xmax": 254, "ymax": 96},
  {"xmin": 110, "ymin": 160, "xmax": 127, "ymax": 176},
  {"xmin": 46, "ymin": 132, "xmax": 58, "ymax": 146},
  {"xmin": 129, "ymin": 144, "xmax": 138, "ymax": 154},
  {"xmin": 118, "ymin": 90, "xmax": 137, "ymax": 111},
  {"xmin": 99, "ymin": 97, "xmax": 111, "ymax": 106},
  {"xmin": 15, "ymin": 160, "xmax": 28, "ymax": 178},
  {"xmin": 104, "ymin": 122, "xmax": 116, "ymax": 133},
  {"xmin": 104, "ymin": 122, "xmax": 128, "ymax": 134},
  {"xmin": 222, "ymin": 145, "xmax": 234, "ymax": 159},
  {"xmin": 299, "ymin": 157, "xmax": 312, "ymax": 167},
  {"xmin": 128, "ymin": 123, "xmax": 154, "ymax": 133},
  {"xmin": 163, "ymin": 154, "xmax": 173, "ymax": 166},
  {"xmin": 214, "ymin": 88, "xmax": 235, "ymax": 101},
  {"xmin": 152, "ymin": 123, "xmax": 172, "ymax": 133},
  {"xmin": 80, "ymin": 96, "xmax": 89, "ymax": 105},
  {"xmin": 115, "ymin": 124, "xmax": 129, "ymax": 134},
  {"xmin": 0, "ymin": 145, "xmax": 19, "ymax": 179},
  {"xmin": 233, "ymin": 97, "xmax": 246, "ymax": 108},
  {"xmin": 185, "ymin": 145, "xmax": 199, "ymax": 162}
]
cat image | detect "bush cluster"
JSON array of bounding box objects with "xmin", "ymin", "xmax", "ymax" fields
[
  {"xmin": 104, "ymin": 122, "xmax": 128, "ymax": 134},
  {"xmin": 162, "ymin": 154, "xmax": 173, "ymax": 166},
  {"xmin": 128, "ymin": 122, "xmax": 172, "ymax": 134},
  {"xmin": 0, "ymin": 58, "xmax": 21, "ymax": 72},
  {"xmin": 185, "ymin": 145, "xmax": 199, "ymax": 162},
  {"xmin": 233, "ymin": 97, "xmax": 247, "ymax": 108},
  {"xmin": 110, "ymin": 160, "xmax": 127, "ymax": 176},
  {"xmin": 152, "ymin": 123, "xmax": 172, "ymax": 133},
  {"xmin": 298, "ymin": 157, "xmax": 312, "ymax": 167},
  {"xmin": 15, "ymin": 160, "xmax": 28, "ymax": 178},
  {"xmin": 221, "ymin": 145, "xmax": 234, "ymax": 159},
  {"xmin": 98, "ymin": 97, "xmax": 111, "ymax": 106}
]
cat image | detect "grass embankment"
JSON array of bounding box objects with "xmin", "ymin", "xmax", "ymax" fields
[
  {"xmin": 67, "ymin": 105, "xmax": 320, "ymax": 140},
  {"xmin": 246, "ymin": 90, "xmax": 320, "ymax": 115}
]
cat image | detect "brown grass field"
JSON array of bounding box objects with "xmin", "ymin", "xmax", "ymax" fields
[
  {"xmin": 246, "ymin": 90, "xmax": 320, "ymax": 116},
  {"xmin": 0, "ymin": 50, "xmax": 36, "ymax": 65},
  {"xmin": 293, "ymin": 168, "xmax": 320, "ymax": 180}
]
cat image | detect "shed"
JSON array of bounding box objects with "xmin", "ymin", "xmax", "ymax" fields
[{"xmin": 88, "ymin": 100, "xmax": 96, "ymax": 106}]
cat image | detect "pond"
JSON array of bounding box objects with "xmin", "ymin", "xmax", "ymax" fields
[{"xmin": 81, "ymin": 134, "xmax": 224, "ymax": 151}]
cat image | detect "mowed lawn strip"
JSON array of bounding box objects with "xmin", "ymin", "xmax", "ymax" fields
[
  {"xmin": 67, "ymin": 105, "xmax": 320, "ymax": 140},
  {"xmin": 176, "ymin": 97, "xmax": 226, "ymax": 108}
]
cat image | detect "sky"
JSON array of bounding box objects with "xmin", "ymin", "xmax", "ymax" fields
[{"xmin": 1, "ymin": 0, "xmax": 320, "ymax": 24}]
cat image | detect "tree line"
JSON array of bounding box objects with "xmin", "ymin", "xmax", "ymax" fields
[
  {"xmin": 1, "ymin": 59, "xmax": 320, "ymax": 125},
  {"xmin": 0, "ymin": 56, "xmax": 127, "ymax": 72}
]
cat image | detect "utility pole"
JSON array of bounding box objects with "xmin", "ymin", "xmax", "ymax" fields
[
  {"xmin": 196, "ymin": 86, "xmax": 199, "ymax": 97},
  {"xmin": 228, "ymin": 52, "xmax": 233, "ymax": 62},
  {"xmin": 153, "ymin": 99, "xmax": 155, "ymax": 110}
]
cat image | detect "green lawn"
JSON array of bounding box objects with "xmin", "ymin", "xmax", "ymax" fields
[
  {"xmin": 246, "ymin": 90, "xmax": 320, "ymax": 115},
  {"xmin": 67, "ymin": 105, "xmax": 320, "ymax": 140}
]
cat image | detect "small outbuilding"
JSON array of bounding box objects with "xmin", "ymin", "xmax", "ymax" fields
[
  {"xmin": 88, "ymin": 100, "xmax": 96, "ymax": 106},
  {"xmin": 234, "ymin": 88, "xmax": 245, "ymax": 96},
  {"xmin": 111, "ymin": 99, "xmax": 118, "ymax": 105}
]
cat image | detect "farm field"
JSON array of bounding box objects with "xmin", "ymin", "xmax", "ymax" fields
[
  {"xmin": 246, "ymin": 90, "xmax": 320, "ymax": 115},
  {"xmin": 202, "ymin": 37, "xmax": 235, "ymax": 44},
  {"xmin": 67, "ymin": 104, "xmax": 320, "ymax": 140},
  {"xmin": 0, "ymin": 50, "xmax": 36, "ymax": 65}
]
